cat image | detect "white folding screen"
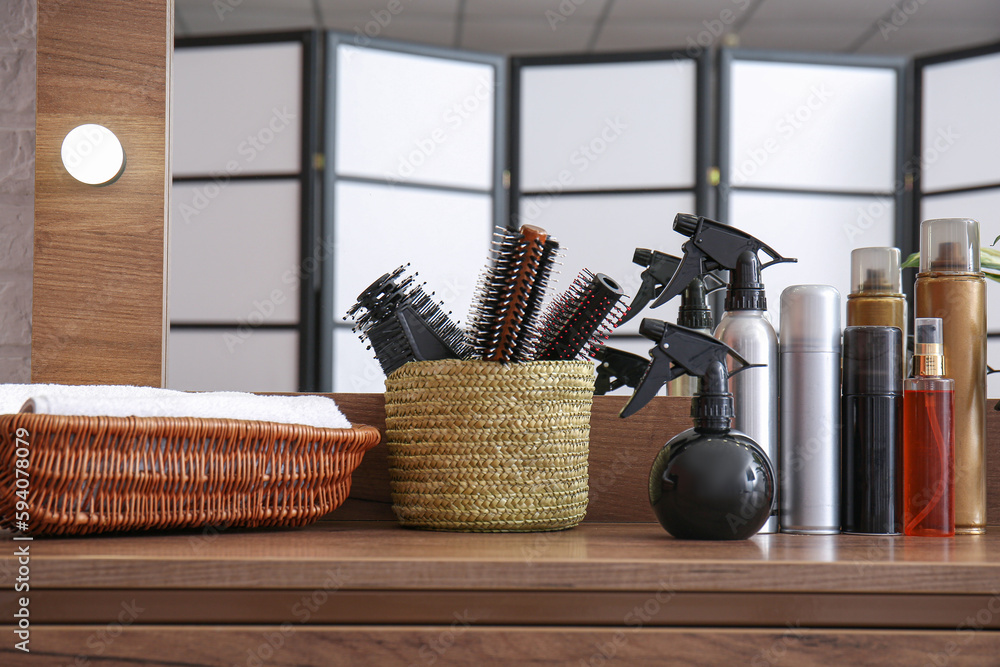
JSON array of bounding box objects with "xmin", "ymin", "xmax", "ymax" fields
[
  {"xmin": 324, "ymin": 37, "xmax": 505, "ymax": 392},
  {"xmin": 170, "ymin": 181, "xmax": 301, "ymax": 324},
  {"xmin": 173, "ymin": 42, "xmax": 302, "ymax": 177},
  {"xmin": 721, "ymin": 51, "xmax": 904, "ymax": 326},
  {"xmin": 919, "ymin": 47, "xmax": 1000, "ymax": 341},
  {"xmin": 727, "ymin": 61, "xmax": 897, "ymax": 193},
  {"xmin": 169, "ymin": 37, "xmax": 309, "ymax": 393},
  {"xmin": 921, "ymin": 50, "xmax": 1000, "ymax": 193},
  {"xmin": 519, "ymin": 60, "xmax": 696, "ymax": 192},
  {"xmin": 514, "ymin": 54, "xmax": 703, "ymax": 350},
  {"xmin": 335, "ymin": 46, "xmax": 496, "ymax": 191}
]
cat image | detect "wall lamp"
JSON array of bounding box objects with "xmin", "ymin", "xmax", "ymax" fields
[{"xmin": 60, "ymin": 124, "xmax": 126, "ymax": 186}]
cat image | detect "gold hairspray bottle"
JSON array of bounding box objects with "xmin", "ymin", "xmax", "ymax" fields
[
  {"xmin": 915, "ymin": 218, "xmax": 986, "ymax": 534},
  {"xmin": 847, "ymin": 247, "xmax": 908, "ymax": 379}
]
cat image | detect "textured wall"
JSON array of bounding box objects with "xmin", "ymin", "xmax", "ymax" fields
[{"xmin": 0, "ymin": 0, "xmax": 34, "ymax": 382}]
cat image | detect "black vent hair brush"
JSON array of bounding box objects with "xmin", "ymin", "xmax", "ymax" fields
[
  {"xmin": 536, "ymin": 270, "xmax": 627, "ymax": 361},
  {"xmin": 468, "ymin": 225, "xmax": 559, "ymax": 363},
  {"xmin": 345, "ymin": 265, "xmax": 471, "ymax": 376}
]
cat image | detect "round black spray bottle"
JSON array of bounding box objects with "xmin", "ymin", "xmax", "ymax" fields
[{"xmin": 620, "ymin": 320, "xmax": 776, "ymax": 540}]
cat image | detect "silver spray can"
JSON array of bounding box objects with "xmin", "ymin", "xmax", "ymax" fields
[
  {"xmin": 714, "ymin": 252, "xmax": 779, "ymax": 533},
  {"xmin": 780, "ymin": 285, "xmax": 842, "ymax": 534}
]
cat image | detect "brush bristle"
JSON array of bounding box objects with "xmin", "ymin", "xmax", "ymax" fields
[
  {"xmin": 468, "ymin": 225, "xmax": 558, "ymax": 363},
  {"xmin": 536, "ymin": 270, "xmax": 627, "ymax": 361},
  {"xmin": 346, "ymin": 265, "xmax": 471, "ymax": 375}
]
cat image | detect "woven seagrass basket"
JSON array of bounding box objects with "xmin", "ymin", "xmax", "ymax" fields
[
  {"xmin": 383, "ymin": 359, "xmax": 594, "ymax": 532},
  {"xmin": 0, "ymin": 413, "xmax": 381, "ymax": 536}
]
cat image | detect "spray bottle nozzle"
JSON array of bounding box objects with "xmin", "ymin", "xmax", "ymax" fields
[
  {"xmin": 650, "ymin": 213, "xmax": 798, "ymax": 309},
  {"xmin": 632, "ymin": 248, "xmax": 653, "ymax": 266},
  {"xmin": 673, "ymin": 212, "xmax": 702, "ymax": 236},
  {"xmin": 638, "ymin": 317, "xmax": 667, "ymax": 342},
  {"xmin": 619, "ymin": 250, "xmax": 683, "ymax": 325},
  {"xmin": 620, "ymin": 319, "xmax": 764, "ymax": 419}
]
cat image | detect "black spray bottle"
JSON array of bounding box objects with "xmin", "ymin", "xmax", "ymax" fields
[
  {"xmin": 644, "ymin": 213, "xmax": 795, "ymax": 534},
  {"xmin": 620, "ymin": 320, "xmax": 776, "ymax": 540}
]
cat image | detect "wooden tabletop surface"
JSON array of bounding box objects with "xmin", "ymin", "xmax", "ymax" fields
[{"xmin": 4, "ymin": 520, "xmax": 998, "ymax": 595}]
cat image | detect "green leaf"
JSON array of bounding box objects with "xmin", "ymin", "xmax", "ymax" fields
[
  {"xmin": 993, "ymin": 234, "xmax": 1000, "ymax": 247},
  {"xmin": 904, "ymin": 247, "xmax": 1000, "ymax": 277}
]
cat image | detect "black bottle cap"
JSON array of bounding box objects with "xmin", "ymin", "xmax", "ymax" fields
[
  {"xmin": 691, "ymin": 359, "xmax": 734, "ymax": 431},
  {"xmin": 842, "ymin": 326, "xmax": 903, "ymax": 396},
  {"xmin": 677, "ymin": 278, "xmax": 714, "ymax": 330},
  {"xmin": 724, "ymin": 250, "xmax": 767, "ymax": 311}
]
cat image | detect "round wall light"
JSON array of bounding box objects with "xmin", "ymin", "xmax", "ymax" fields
[{"xmin": 60, "ymin": 124, "xmax": 126, "ymax": 186}]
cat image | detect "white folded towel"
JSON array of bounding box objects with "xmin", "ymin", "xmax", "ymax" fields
[{"xmin": 0, "ymin": 384, "xmax": 351, "ymax": 430}]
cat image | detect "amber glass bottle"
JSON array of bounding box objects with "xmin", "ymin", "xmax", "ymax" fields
[{"xmin": 902, "ymin": 318, "xmax": 955, "ymax": 537}]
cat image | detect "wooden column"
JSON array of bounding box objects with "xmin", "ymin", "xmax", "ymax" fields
[{"xmin": 32, "ymin": 0, "xmax": 171, "ymax": 386}]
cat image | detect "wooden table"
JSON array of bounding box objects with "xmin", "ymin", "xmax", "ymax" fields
[{"xmin": 2, "ymin": 396, "xmax": 999, "ymax": 665}]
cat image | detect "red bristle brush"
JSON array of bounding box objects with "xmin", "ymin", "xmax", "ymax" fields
[
  {"xmin": 535, "ymin": 270, "xmax": 627, "ymax": 361},
  {"xmin": 469, "ymin": 225, "xmax": 560, "ymax": 363}
]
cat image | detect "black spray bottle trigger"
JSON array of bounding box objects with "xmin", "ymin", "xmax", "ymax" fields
[
  {"xmin": 650, "ymin": 213, "xmax": 798, "ymax": 309},
  {"xmin": 593, "ymin": 345, "xmax": 650, "ymax": 395},
  {"xmin": 618, "ymin": 249, "xmax": 682, "ymax": 325},
  {"xmin": 619, "ymin": 319, "xmax": 763, "ymax": 419}
]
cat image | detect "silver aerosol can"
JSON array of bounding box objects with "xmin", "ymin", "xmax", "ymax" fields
[
  {"xmin": 714, "ymin": 250, "xmax": 779, "ymax": 533},
  {"xmin": 780, "ymin": 285, "xmax": 842, "ymax": 534}
]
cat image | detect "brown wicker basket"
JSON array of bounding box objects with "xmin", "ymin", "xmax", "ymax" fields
[
  {"xmin": 384, "ymin": 359, "xmax": 594, "ymax": 532},
  {"xmin": 0, "ymin": 413, "xmax": 380, "ymax": 536}
]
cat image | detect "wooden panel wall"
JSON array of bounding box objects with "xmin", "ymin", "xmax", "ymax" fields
[
  {"xmin": 32, "ymin": 0, "xmax": 171, "ymax": 386},
  {"xmin": 332, "ymin": 394, "xmax": 1000, "ymax": 526}
]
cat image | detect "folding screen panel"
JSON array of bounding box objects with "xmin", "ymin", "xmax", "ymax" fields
[
  {"xmin": 169, "ymin": 33, "xmax": 320, "ymax": 392},
  {"xmin": 510, "ymin": 51, "xmax": 707, "ymax": 385},
  {"xmin": 917, "ymin": 43, "xmax": 1000, "ymax": 394},
  {"xmin": 720, "ymin": 50, "xmax": 907, "ymax": 325},
  {"xmin": 323, "ymin": 36, "xmax": 506, "ymax": 392}
]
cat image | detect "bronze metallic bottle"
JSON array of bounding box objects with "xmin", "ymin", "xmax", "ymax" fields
[
  {"xmin": 914, "ymin": 218, "xmax": 986, "ymax": 534},
  {"xmin": 847, "ymin": 247, "xmax": 907, "ymax": 379}
]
